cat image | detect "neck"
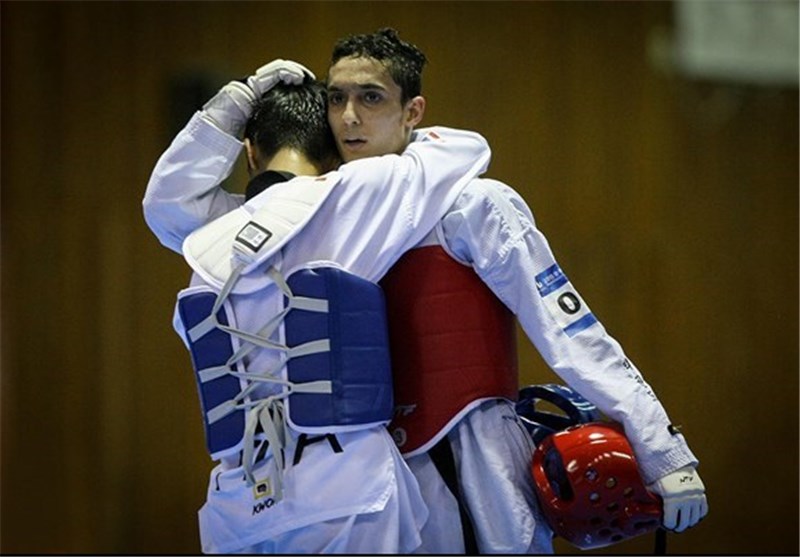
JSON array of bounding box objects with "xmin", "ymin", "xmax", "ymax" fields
[{"xmin": 265, "ymin": 148, "xmax": 321, "ymax": 177}]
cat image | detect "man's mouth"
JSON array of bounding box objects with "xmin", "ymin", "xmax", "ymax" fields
[{"xmin": 343, "ymin": 138, "xmax": 366, "ymax": 148}]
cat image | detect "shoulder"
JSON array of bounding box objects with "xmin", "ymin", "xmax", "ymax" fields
[
  {"xmin": 334, "ymin": 153, "xmax": 406, "ymax": 190},
  {"xmin": 451, "ymin": 177, "xmax": 533, "ymax": 220},
  {"xmin": 438, "ymin": 177, "xmax": 537, "ymax": 264}
]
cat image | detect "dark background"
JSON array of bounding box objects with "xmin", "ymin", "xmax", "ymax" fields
[{"xmin": 2, "ymin": 1, "xmax": 797, "ymax": 554}]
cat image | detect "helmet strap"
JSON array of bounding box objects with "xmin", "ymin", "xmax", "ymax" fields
[{"xmin": 654, "ymin": 527, "xmax": 668, "ymax": 555}]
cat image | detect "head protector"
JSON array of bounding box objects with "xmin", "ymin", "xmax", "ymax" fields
[{"xmin": 518, "ymin": 384, "xmax": 663, "ymax": 549}]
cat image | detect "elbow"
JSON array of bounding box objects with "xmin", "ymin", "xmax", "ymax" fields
[
  {"xmin": 142, "ymin": 197, "xmax": 184, "ymax": 254},
  {"xmin": 141, "ymin": 194, "xmax": 165, "ymax": 236}
]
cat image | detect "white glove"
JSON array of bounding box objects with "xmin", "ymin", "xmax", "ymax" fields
[
  {"xmin": 201, "ymin": 59, "xmax": 315, "ymax": 137},
  {"xmin": 245, "ymin": 59, "xmax": 314, "ymax": 98},
  {"xmin": 647, "ymin": 466, "xmax": 708, "ymax": 532}
]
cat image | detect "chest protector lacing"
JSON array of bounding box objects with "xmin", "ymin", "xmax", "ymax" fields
[
  {"xmin": 178, "ymin": 264, "xmax": 393, "ymax": 500},
  {"xmin": 380, "ymin": 245, "xmax": 519, "ymax": 456}
]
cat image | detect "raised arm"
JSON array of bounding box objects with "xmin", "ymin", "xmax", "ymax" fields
[
  {"xmin": 142, "ymin": 60, "xmax": 314, "ymax": 253},
  {"xmin": 143, "ymin": 113, "xmax": 245, "ymax": 253}
]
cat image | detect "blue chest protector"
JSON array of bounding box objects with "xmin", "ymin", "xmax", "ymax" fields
[
  {"xmin": 283, "ymin": 267, "xmax": 394, "ymax": 428},
  {"xmin": 177, "ymin": 266, "xmax": 394, "ymax": 461}
]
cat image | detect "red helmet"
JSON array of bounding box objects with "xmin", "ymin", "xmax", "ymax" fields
[{"xmin": 531, "ymin": 422, "xmax": 662, "ymax": 549}]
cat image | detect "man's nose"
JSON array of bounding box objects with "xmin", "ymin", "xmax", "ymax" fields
[{"xmin": 342, "ymin": 100, "xmax": 360, "ymax": 126}]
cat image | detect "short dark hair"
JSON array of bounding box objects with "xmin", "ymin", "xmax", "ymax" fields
[
  {"xmin": 330, "ymin": 27, "xmax": 427, "ymax": 103},
  {"xmin": 244, "ymin": 77, "xmax": 337, "ymax": 167}
]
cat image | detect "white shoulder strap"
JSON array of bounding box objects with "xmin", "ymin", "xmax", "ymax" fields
[{"xmin": 183, "ymin": 172, "xmax": 340, "ymax": 291}]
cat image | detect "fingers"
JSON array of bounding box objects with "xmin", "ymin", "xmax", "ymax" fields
[
  {"xmin": 700, "ymin": 496, "xmax": 709, "ymax": 521},
  {"xmin": 251, "ymin": 59, "xmax": 316, "ymax": 95},
  {"xmin": 279, "ymin": 60, "xmax": 316, "ymax": 81},
  {"xmin": 275, "ymin": 67, "xmax": 307, "ymax": 86},
  {"xmin": 662, "ymin": 495, "xmax": 709, "ymax": 532},
  {"xmin": 649, "ymin": 466, "xmax": 708, "ymax": 534},
  {"xmin": 679, "ymin": 505, "xmax": 696, "ymax": 532},
  {"xmin": 662, "ymin": 500, "xmax": 680, "ymax": 531}
]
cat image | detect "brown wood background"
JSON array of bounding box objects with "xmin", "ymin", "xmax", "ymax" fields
[{"xmin": 1, "ymin": 2, "xmax": 797, "ymax": 554}]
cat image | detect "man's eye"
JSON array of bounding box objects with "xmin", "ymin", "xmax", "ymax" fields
[
  {"xmin": 327, "ymin": 93, "xmax": 345, "ymax": 106},
  {"xmin": 364, "ymin": 91, "xmax": 382, "ymax": 104}
]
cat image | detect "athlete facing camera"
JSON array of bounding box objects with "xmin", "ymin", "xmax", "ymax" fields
[{"xmin": 325, "ymin": 28, "xmax": 707, "ymax": 553}]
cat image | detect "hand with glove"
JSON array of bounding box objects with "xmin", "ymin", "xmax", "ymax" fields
[
  {"xmin": 201, "ymin": 59, "xmax": 315, "ymax": 137},
  {"xmin": 647, "ymin": 465, "xmax": 709, "ymax": 532}
]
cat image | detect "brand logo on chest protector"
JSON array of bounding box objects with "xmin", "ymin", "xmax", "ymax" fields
[
  {"xmin": 392, "ymin": 427, "xmax": 408, "ymax": 447},
  {"xmin": 391, "ymin": 404, "xmax": 416, "ymax": 447},
  {"xmin": 394, "ymin": 404, "xmax": 417, "ymax": 418},
  {"xmin": 236, "ymin": 222, "xmax": 272, "ymax": 252}
]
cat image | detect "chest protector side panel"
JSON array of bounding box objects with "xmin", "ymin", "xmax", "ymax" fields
[
  {"xmin": 178, "ymin": 267, "xmax": 394, "ymax": 462},
  {"xmin": 177, "ymin": 290, "xmax": 246, "ymax": 458},
  {"xmin": 380, "ymin": 246, "xmax": 519, "ymax": 455},
  {"xmin": 284, "ymin": 267, "xmax": 394, "ymax": 429}
]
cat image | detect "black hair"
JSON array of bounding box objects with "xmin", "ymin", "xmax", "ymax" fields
[
  {"xmin": 244, "ymin": 77, "xmax": 338, "ymax": 167},
  {"xmin": 330, "ymin": 27, "xmax": 427, "ymax": 103}
]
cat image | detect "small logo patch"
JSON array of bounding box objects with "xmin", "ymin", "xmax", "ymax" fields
[
  {"xmin": 254, "ymin": 478, "xmax": 273, "ymax": 499},
  {"xmin": 535, "ymin": 264, "xmax": 568, "ymax": 297},
  {"xmin": 236, "ymin": 222, "xmax": 272, "ymax": 253},
  {"xmin": 391, "ymin": 427, "xmax": 408, "ymax": 448}
]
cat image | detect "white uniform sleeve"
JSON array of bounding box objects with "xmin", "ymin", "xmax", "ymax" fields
[
  {"xmin": 439, "ymin": 178, "xmax": 699, "ymax": 484},
  {"xmin": 143, "ymin": 112, "xmax": 245, "ymax": 253},
  {"xmin": 249, "ymin": 126, "xmax": 491, "ymax": 282},
  {"xmin": 234, "ymin": 127, "xmax": 491, "ymax": 281}
]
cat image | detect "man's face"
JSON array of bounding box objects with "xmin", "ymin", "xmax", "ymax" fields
[{"xmin": 327, "ymin": 56, "xmax": 424, "ymax": 162}]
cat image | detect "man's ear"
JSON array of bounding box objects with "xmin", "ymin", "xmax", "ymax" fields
[
  {"xmin": 404, "ymin": 95, "xmax": 426, "ymax": 128},
  {"xmin": 244, "ymin": 138, "xmax": 260, "ymax": 177}
]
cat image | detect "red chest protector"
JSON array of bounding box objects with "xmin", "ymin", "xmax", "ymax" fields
[{"xmin": 380, "ymin": 245, "xmax": 519, "ymax": 456}]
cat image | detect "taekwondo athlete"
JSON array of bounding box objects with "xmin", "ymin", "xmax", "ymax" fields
[
  {"xmin": 327, "ymin": 29, "xmax": 708, "ymax": 554},
  {"xmin": 143, "ymin": 61, "xmax": 491, "ymax": 554}
]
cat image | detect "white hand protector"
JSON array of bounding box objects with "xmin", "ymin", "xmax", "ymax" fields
[
  {"xmin": 647, "ymin": 466, "xmax": 708, "ymax": 532},
  {"xmin": 246, "ymin": 59, "xmax": 315, "ymax": 98},
  {"xmin": 201, "ymin": 59, "xmax": 315, "ymax": 138}
]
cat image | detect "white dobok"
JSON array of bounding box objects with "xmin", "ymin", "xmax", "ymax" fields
[
  {"xmin": 145, "ymin": 114, "xmax": 704, "ymax": 554},
  {"xmin": 144, "ymin": 111, "xmax": 490, "ymax": 554}
]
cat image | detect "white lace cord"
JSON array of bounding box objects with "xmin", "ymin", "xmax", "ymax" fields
[
  {"xmin": 244, "ymin": 395, "xmax": 286, "ymax": 499},
  {"xmin": 240, "ymin": 376, "xmax": 331, "ymax": 498},
  {"xmin": 189, "ymin": 265, "xmax": 333, "ymax": 497},
  {"xmin": 187, "ymin": 264, "xmax": 245, "ymax": 343}
]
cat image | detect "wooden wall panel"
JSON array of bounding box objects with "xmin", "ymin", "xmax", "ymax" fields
[{"xmin": 1, "ymin": 2, "xmax": 797, "ymax": 554}]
